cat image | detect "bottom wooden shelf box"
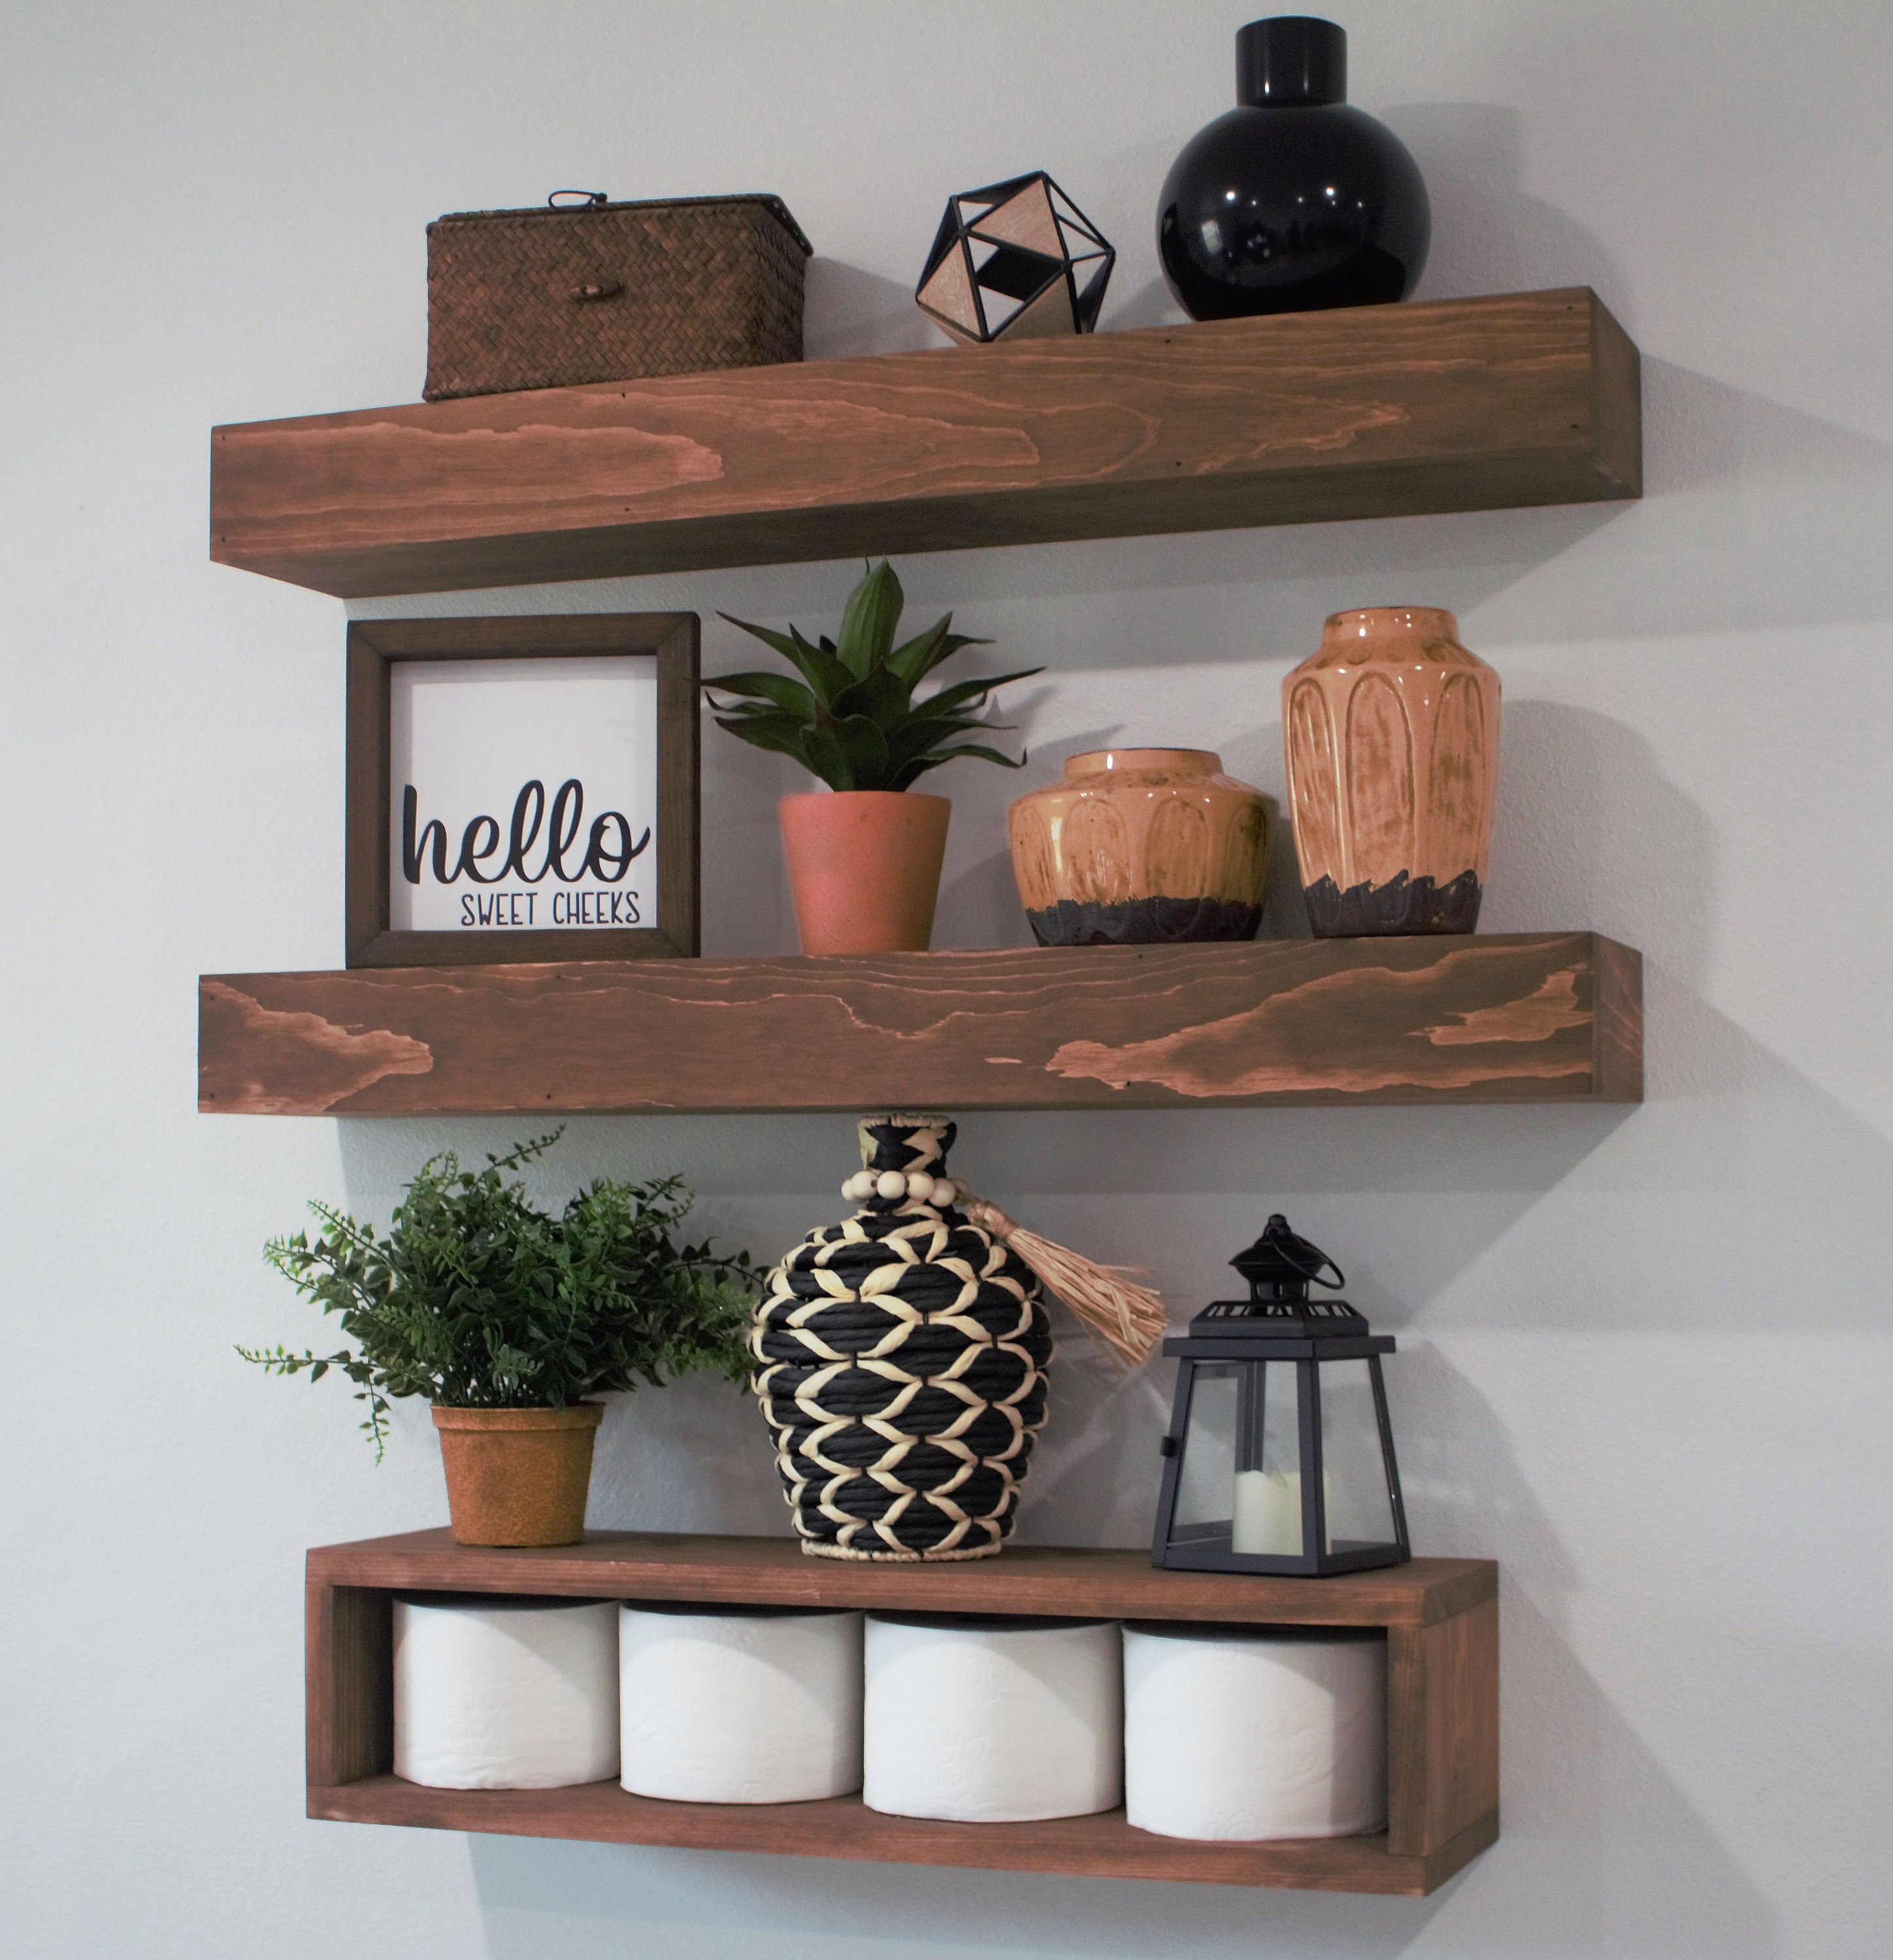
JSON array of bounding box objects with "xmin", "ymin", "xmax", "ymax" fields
[{"xmin": 306, "ymin": 1531, "xmax": 1499, "ymax": 1897}]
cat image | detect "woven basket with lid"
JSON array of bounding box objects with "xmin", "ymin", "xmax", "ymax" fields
[
  {"xmin": 424, "ymin": 191, "xmax": 812, "ymax": 401},
  {"xmin": 751, "ymin": 1117, "xmax": 1053, "ymax": 1562}
]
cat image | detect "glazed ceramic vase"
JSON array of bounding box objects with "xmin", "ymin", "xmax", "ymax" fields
[
  {"xmin": 750, "ymin": 1117, "xmax": 1052, "ymax": 1561},
  {"xmin": 1006, "ymin": 749, "xmax": 1272, "ymax": 946},
  {"xmin": 778, "ymin": 791, "xmax": 951, "ymax": 955},
  {"xmin": 1281, "ymin": 607, "xmax": 1500, "ymax": 936},
  {"xmin": 1157, "ymin": 16, "xmax": 1430, "ymax": 319}
]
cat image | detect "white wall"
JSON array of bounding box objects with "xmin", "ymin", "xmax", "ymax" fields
[{"xmin": 4, "ymin": 3, "xmax": 1889, "ymax": 1955}]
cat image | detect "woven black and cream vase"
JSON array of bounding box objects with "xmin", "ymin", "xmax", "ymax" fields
[{"xmin": 751, "ymin": 1116, "xmax": 1053, "ymax": 1561}]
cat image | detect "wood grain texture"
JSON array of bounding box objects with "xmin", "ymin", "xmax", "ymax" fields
[
  {"xmin": 210, "ymin": 288, "xmax": 1641, "ymax": 598},
  {"xmin": 198, "ymin": 932, "xmax": 1643, "ymax": 1115},
  {"xmin": 1387, "ymin": 1598, "xmax": 1500, "ymax": 1858},
  {"xmin": 1592, "ymin": 935, "xmax": 1645, "ymax": 1102},
  {"xmin": 306, "ymin": 1582, "xmax": 390, "ymax": 1787},
  {"xmin": 304, "ymin": 1529, "xmax": 1495, "ymax": 1629},
  {"xmin": 307, "ymin": 1777, "xmax": 1457, "ymax": 1894},
  {"xmin": 303, "ymin": 1534, "xmax": 1498, "ymax": 1893}
]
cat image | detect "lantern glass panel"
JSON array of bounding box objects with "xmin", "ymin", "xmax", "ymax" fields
[
  {"xmin": 1230, "ymin": 1361, "xmax": 1304, "ymax": 1557},
  {"xmin": 1319, "ymin": 1357, "xmax": 1398, "ymax": 1554},
  {"xmin": 1171, "ymin": 1364, "xmax": 1238, "ymax": 1539}
]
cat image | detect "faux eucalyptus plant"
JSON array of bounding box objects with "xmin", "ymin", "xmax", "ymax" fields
[
  {"xmin": 239, "ymin": 1133, "xmax": 757, "ymax": 1456},
  {"xmin": 706, "ymin": 559, "xmax": 1041, "ymax": 791}
]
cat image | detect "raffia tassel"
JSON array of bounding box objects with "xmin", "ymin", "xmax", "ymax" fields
[{"xmin": 960, "ymin": 1198, "xmax": 1168, "ymax": 1371}]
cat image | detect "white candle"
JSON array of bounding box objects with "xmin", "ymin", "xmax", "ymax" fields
[{"xmin": 1232, "ymin": 1469, "xmax": 1303, "ymax": 1556}]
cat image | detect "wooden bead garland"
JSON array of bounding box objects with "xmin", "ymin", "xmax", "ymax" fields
[{"xmin": 751, "ymin": 1117, "xmax": 1053, "ymax": 1562}]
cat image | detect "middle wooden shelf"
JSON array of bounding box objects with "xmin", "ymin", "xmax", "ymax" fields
[{"xmin": 199, "ymin": 930, "xmax": 1641, "ymax": 1116}]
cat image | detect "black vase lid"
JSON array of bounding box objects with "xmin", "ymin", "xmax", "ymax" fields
[{"xmin": 1236, "ymin": 16, "xmax": 1347, "ymax": 106}]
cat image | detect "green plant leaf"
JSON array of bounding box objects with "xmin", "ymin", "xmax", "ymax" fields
[
  {"xmin": 888, "ymin": 617, "xmax": 991, "ymax": 687},
  {"xmin": 829, "ymin": 665, "xmax": 912, "ymax": 729},
  {"xmin": 833, "ymin": 560, "xmax": 904, "ymax": 679},
  {"xmin": 802, "ymin": 713, "xmax": 893, "ymax": 790},
  {"xmin": 719, "ymin": 615, "xmax": 851, "ymax": 708},
  {"xmin": 717, "ymin": 615, "xmax": 806, "ymax": 665},
  {"xmin": 712, "ymin": 711, "xmax": 815, "ymax": 761},
  {"xmin": 701, "ymin": 670, "xmax": 818, "ymax": 717},
  {"xmin": 785, "ymin": 630, "xmax": 855, "ymax": 707},
  {"xmin": 881, "ymin": 713, "xmax": 996, "ymax": 776},
  {"xmin": 913, "ymin": 666, "xmax": 1045, "ymax": 719},
  {"xmin": 895, "ymin": 742, "xmax": 1030, "ymax": 789},
  {"xmin": 834, "ymin": 714, "xmax": 893, "ymax": 787}
]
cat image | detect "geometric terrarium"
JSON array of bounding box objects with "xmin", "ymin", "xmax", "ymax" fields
[{"xmin": 915, "ymin": 171, "xmax": 1115, "ymax": 346}]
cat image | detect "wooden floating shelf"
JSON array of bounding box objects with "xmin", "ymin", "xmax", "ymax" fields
[
  {"xmin": 199, "ymin": 932, "xmax": 1641, "ymax": 1116},
  {"xmin": 211, "ymin": 287, "xmax": 1639, "ymax": 598},
  {"xmin": 308, "ymin": 1531, "xmax": 1499, "ymax": 1895}
]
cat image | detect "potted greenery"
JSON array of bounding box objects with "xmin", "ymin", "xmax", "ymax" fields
[
  {"xmin": 240, "ymin": 1134, "xmax": 756, "ymax": 1546},
  {"xmin": 706, "ymin": 559, "xmax": 1041, "ymax": 953}
]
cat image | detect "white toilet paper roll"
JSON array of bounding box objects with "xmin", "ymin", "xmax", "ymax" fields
[
  {"xmin": 619, "ymin": 1603, "xmax": 863, "ymax": 1803},
  {"xmin": 863, "ymin": 1613, "xmax": 1122, "ymax": 1823},
  {"xmin": 393, "ymin": 1593, "xmax": 619, "ymax": 1790},
  {"xmin": 1123, "ymin": 1622, "xmax": 1386, "ymax": 1840}
]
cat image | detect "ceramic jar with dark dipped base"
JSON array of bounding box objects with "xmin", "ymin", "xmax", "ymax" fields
[
  {"xmin": 1007, "ymin": 749, "xmax": 1272, "ymax": 946},
  {"xmin": 749, "ymin": 1117, "xmax": 1052, "ymax": 1561},
  {"xmin": 1282, "ymin": 607, "xmax": 1500, "ymax": 936}
]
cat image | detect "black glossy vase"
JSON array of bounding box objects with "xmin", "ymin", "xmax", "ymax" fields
[{"xmin": 1158, "ymin": 16, "xmax": 1429, "ymax": 319}]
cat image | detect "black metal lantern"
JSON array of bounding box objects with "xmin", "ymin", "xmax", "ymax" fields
[{"xmin": 1151, "ymin": 1215, "xmax": 1409, "ymax": 1576}]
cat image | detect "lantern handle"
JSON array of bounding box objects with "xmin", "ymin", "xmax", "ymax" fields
[{"xmin": 1275, "ymin": 1239, "xmax": 1345, "ymax": 1290}]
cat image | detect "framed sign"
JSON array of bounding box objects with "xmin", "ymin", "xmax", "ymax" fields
[{"xmin": 345, "ymin": 613, "xmax": 699, "ymax": 967}]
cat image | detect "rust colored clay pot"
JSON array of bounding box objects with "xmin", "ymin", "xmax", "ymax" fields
[
  {"xmin": 778, "ymin": 791, "xmax": 951, "ymax": 954},
  {"xmin": 431, "ymin": 1403, "xmax": 603, "ymax": 1546},
  {"xmin": 1282, "ymin": 607, "xmax": 1500, "ymax": 936},
  {"xmin": 1006, "ymin": 749, "xmax": 1271, "ymax": 945}
]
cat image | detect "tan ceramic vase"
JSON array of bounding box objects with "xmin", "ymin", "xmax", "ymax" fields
[
  {"xmin": 1282, "ymin": 608, "xmax": 1500, "ymax": 936},
  {"xmin": 778, "ymin": 791, "xmax": 951, "ymax": 955},
  {"xmin": 1006, "ymin": 749, "xmax": 1271, "ymax": 945},
  {"xmin": 432, "ymin": 1403, "xmax": 603, "ymax": 1546}
]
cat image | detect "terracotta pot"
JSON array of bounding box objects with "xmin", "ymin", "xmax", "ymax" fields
[
  {"xmin": 1006, "ymin": 749, "xmax": 1271, "ymax": 945},
  {"xmin": 778, "ymin": 791, "xmax": 950, "ymax": 954},
  {"xmin": 431, "ymin": 1403, "xmax": 603, "ymax": 1546},
  {"xmin": 1282, "ymin": 607, "xmax": 1500, "ymax": 936}
]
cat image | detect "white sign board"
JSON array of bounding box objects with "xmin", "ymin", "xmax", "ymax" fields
[{"xmin": 387, "ymin": 655, "xmax": 659, "ymax": 934}]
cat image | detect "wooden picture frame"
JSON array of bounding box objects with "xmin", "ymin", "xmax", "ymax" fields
[{"xmin": 345, "ymin": 613, "xmax": 699, "ymax": 968}]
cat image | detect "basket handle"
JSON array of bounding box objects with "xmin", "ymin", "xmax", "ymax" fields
[{"xmin": 548, "ymin": 189, "xmax": 608, "ymax": 208}]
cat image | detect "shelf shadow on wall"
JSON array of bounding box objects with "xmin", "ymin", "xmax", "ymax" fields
[
  {"xmin": 804, "ymin": 257, "xmax": 944, "ymax": 361},
  {"xmin": 462, "ymin": 1582, "xmax": 1775, "ymax": 1960},
  {"xmin": 464, "ymin": 1345, "xmax": 1777, "ymax": 1960},
  {"xmin": 1387, "ymin": 102, "xmax": 1629, "ymax": 318}
]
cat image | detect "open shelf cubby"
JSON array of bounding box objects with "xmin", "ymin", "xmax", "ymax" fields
[
  {"xmin": 210, "ymin": 287, "xmax": 1639, "ymax": 599},
  {"xmin": 309, "ymin": 1531, "xmax": 1498, "ymax": 1895}
]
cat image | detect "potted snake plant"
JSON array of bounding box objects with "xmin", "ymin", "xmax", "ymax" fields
[
  {"xmin": 706, "ymin": 560, "xmax": 1041, "ymax": 953},
  {"xmin": 240, "ymin": 1133, "xmax": 756, "ymax": 1546}
]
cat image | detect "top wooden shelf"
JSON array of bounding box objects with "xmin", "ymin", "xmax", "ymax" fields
[{"xmin": 210, "ymin": 287, "xmax": 1640, "ymax": 598}]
